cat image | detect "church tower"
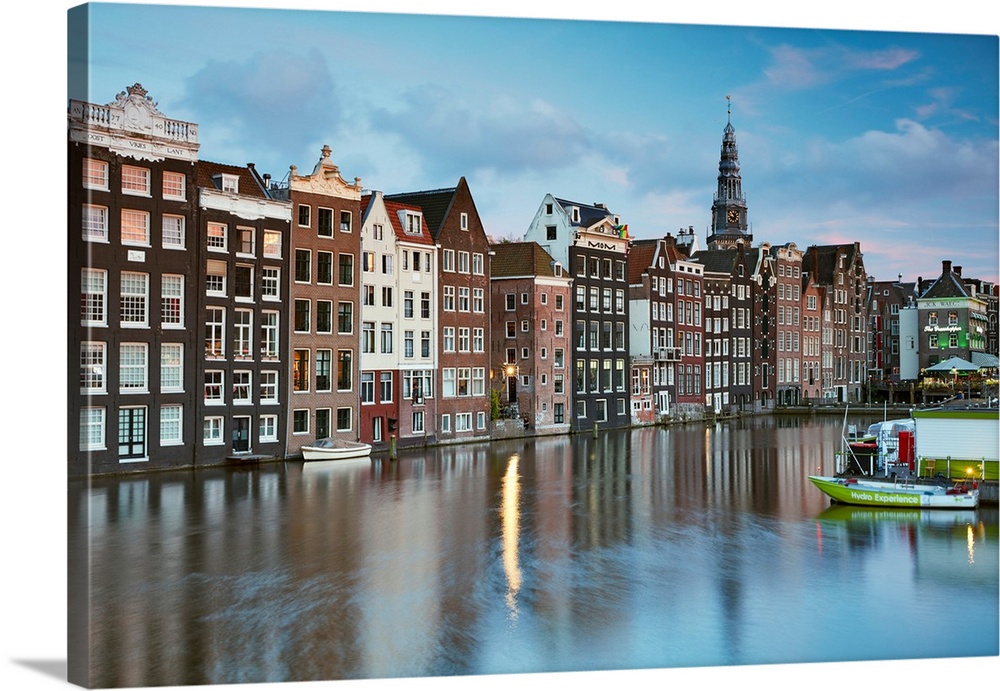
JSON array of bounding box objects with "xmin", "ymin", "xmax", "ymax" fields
[{"xmin": 708, "ymin": 97, "xmax": 752, "ymax": 250}]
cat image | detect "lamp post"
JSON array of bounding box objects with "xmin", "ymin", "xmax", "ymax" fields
[{"xmin": 951, "ymin": 367, "xmax": 958, "ymax": 395}]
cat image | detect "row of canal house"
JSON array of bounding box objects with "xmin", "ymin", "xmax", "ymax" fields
[{"xmin": 69, "ymin": 83, "xmax": 872, "ymax": 476}]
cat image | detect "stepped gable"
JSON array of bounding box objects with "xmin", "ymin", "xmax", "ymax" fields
[{"xmin": 491, "ymin": 241, "xmax": 559, "ymax": 278}]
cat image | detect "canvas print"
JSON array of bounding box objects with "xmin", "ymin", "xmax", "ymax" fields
[{"xmin": 65, "ymin": 2, "xmax": 998, "ymax": 689}]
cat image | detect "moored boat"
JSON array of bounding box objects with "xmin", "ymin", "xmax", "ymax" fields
[
  {"xmin": 808, "ymin": 475, "xmax": 979, "ymax": 510},
  {"xmin": 301, "ymin": 438, "xmax": 372, "ymax": 461}
]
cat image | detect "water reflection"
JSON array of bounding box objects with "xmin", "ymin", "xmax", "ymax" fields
[
  {"xmin": 69, "ymin": 415, "xmax": 998, "ymax": 687},
  {"xmin": 501, "ymin": 453, "xmax": 522, "ymax": 619}
]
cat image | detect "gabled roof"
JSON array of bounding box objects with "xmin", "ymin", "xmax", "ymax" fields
[
  {"xmin": 803, "ymin": 243, "xmax": 861, "ymax": 286},
  {"xmin": 197, "ymin": 161, "xmax": 268, "ymax": 198},
  {"xmin": 383, "ymin": 198, "xmax": 436, "ymax": 246},
  {"xmin": 553, "ymin": 198, "xmax": 616, "ymax": 228},
  {"xmin": 385, "ymin": 184, "xmax": 458, "ymax": 240},
  {"xmin": 490, "ymin": 242, "xmax": 562, "ymax": 278},
  {"xmin": 627, "ymin": 239, "xmax": 658, "ymax": 284},
  {"xmin": 921, "ymin": 260, "xmax": 972, "ymax": 300},
  {"xmin": 691, "ymin": 248, "xmax": 739, "ymax": 274}
]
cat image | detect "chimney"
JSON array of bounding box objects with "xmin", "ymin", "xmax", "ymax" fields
[
  {"xmin": 942, "ymin": 260, "xmax": 952, "ymax": 275},
  {"xmin": 263, "ymin": 173, "xmax": 271, "ymax": 189},
  {"xmin": 954, "ymin": 266, "xmax": 962, "ymax": 277}
]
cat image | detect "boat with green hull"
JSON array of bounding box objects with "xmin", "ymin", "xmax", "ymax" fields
[{"xmin": 808, "ymin": 475, "xmax": 979, "ymax": 509}]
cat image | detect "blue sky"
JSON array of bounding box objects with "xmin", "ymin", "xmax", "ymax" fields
[{"xmin": 65, "ymin": 1, "xmax": 999, "ymax": 284}]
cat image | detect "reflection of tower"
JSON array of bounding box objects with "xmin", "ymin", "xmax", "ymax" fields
[{"xmin": 708, "ymin": 96, "xmax": 752, "ymax": 250}]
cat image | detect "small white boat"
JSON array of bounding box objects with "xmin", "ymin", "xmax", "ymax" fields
[{"xmin": 301, "ymin": 438, "xmax": 372, "ymax": 461}]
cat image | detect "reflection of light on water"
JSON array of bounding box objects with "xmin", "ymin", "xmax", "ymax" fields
[
  {"xmin": 967, "ymin": 524, "xmax": 976, "ymax": 565},
  {"xmin": 501, "ymin": 453, "xmax": 522, "ymax": 620}
]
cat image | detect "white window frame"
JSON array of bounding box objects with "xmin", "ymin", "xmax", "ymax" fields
[
  {"xmin": 121, "ymin": 165, "xmax": 150, "ymax": 196},
  {"xmin": 80, "ymin": 407, "xmax": 106, "ymax": 451},
  {"xmin": 119, "ymin": 343, "xmax": 149, "ymax": 393},
  {"xmin": 83, "ymin": 158, "xmax": 108, "ymax": 190},
  {"xmin": 162, "ymin": 171, "xmax": 186, "ymax": 200},
  {"xmin": 160, "ymin": 343, "xmax": 184, "ymax": 393},
  {"xmin": 121, "ymin": 209, "xmax": 150, "ymax": 246},
  {"xmin": 80, "ymin": 342, "xmax": 106, "ymax": 394},
  {"xmin": 204, "ymin": 416, "xmax": 224, "ymax": 445},
  {"xmin": 162, "ymin": 214, "xmax": 186, "ymax": 249},
  {"xmin": 160, "ymin": 404, "xmax": 183, "ymax": 446},
  {"xmin": 82, "ymin": 204, "xmax": 108, "ymax": 242}
]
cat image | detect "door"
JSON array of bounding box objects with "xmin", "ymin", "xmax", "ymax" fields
[
  {"xmin": 232, "ymin": 416, "xmax": 250, "ymax": 453},
  {"xmin": 118, "ymin": 406, "xmax": 146, "ymax": 459}
]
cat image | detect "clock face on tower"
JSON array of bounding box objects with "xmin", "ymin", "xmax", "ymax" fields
[{"xmin": 727, "ymin": 209, "xmax": 740, "ymax": 225}]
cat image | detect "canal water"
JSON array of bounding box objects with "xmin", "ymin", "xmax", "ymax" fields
[{"xmin": 69, "ymin": 415, "xmax": 999, "ymax": 688}]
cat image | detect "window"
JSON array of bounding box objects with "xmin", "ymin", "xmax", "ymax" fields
[
  {"xmin": 422, "ymin": 292, "xmax": 432, "ymax": 319},
  {"xmin": 458, "ymin": 251, "xmax": 470, "ymax": 273},
  {"xmin": 82, "ymin": 205, "xmax": 108, "ymax": 242},
  {"xmin": 234, "ymin": 265, "xmax": 253, "ymax": 301},
  {"xmin": 340, "ymin": 210, "xmax": 353, "ymax": 233},
  {"xmin": 83, "ymin": 158, "xmax": 108, "ymax": 190},
  {"xmin": 260, "ymin": 371, "xmax": 279, "ymax": 404},
  {"xmin": 382, "ymin": 254, "xmax": 394, "ymax": 275},
  {"xmin": 404, "ymin": 212, "xmax": 421, "ymax": 235},
  {"xmin": 292, "ymin": 410, "xmax": 309, "ymax": 434},
  {"xmin": 363, "ymin": 251, "xmax": 376, "ymax": 273},
  {"xmin": 80, "ymin": 407, "xmax": 106, "ymax": 451},
  {"xmin": 292, "ymin": 350, "xmax": 310, "ymax": 392},
  {"xmin": 363, "ymin": 285, "xmax": 376, "ymax": 307},
  {"xmin": 456, "ymin": 413, "xmax": 472, "ymax": 432},
  {"xmin": 338, "ymin": 254, "xmax": 354, "ymax": 286},
  {"xmin": 316, "ymin": 300, "xmax": 333, "ymax": 334},
  {"xmin": 473, "ymin": 253, "xmax": 484, "ymax": 275},
  {"xmin": 259, "ymin": 415, "xmax": 278, "ymax": 443},
  {"xmin": 317, "ymin": 251, "xmax": 333, "ymax": 284},
  {"xmin": 459, "ymin": 327, "xmax": 470, "ymax": 352},
  {"xmin": 260, "ymin": 311, "xmax": 279, "ymax": 359},
  {"xmin": 218, "ymin": 174, "xmax": 238, "ymax": 193},
  {"xmin": 294, "ymin": 299, "xmax": 311, "ymax": 333},
  {"xmin": 120, "ymin": 272, "xmax": 148, "ymax": 327},
  {"xmin": 295, "ymin": 249, "xmax": 311, "ymax": 283},
  {"xmin": 121, "ymin": 209, "xmax": 150, "ymax": 246},
  {"xmin": 206, "ymin": 307, "xmax": 225, "ymax": 358},
  {"xmin": 119, "ymin": 343, "xmax": 148, "ymax": 393},
  {"xmin": 362, "ymin": 321, "xmax": 376, "ymax": 354},
  {"xmin": 263, "ymin": 230, "xmax": 282, "ymax": 258},
  {"xmin": 233, "ymin": 371, "xmax": 252, "ymax": 404},
  {"xmin": 204, "ymin": 370, "xmax": 224, "ymax": 404},
  {"xmin": 81, "ymin": 269, "xmax": 107, "ymax": 326},
  {"xmin": 337, "ymin": 408, "xmax": 353, "ymax": 433},
  {"xmin": 458, "ymin": 287, "xmax": 470, "ymax": 312},
  {"xmin": 421, "ymin": 331, "xmax": 431, "ymax": 358},
  {"xmin": 443, "ymin": 286, "xmax": 455, "ymax": 311},
  {"xmin": 160, "ymin": 405, "xmax": 183, "ymax": 446},
  {"xmin": 381, "ymin": 324, "xmax": 394, "ymax": 353},
  {"xmin": 316, "ymin": 350, "xmax": 332, "ymax": 392},
  {"xmin": 237, "ymin": 227, "xmax": 255, "ymax": 255},
  {"xmin": 441, "ymin": 414, "xmax": 452, "ymax": 433},
  {"xmin": 442, "ymin": 249, "xmax": 455, "ymax": 272},
  {"xmin": 80, "ymin": 342, "xmax": 106, "ymax": 393},
  {"xmin": 380, "ymin": 372, "xmax": 393, "ymax": 403},
  {"xmin": 206, "ymin": 260, "xmax": 226, "ymax": 296},
  {"xmin": 317, "ymin": 207, "xmax": 333, "ymax": 237},
  {"xmin": 473, "ymin": 328, "xmax": 484, "ymax": 352},
  {"xmin": 162, "ymin": 214, "xmax": 185, "ymax": 248},
  {"xmin": 204, "ymin": 417, "xmax": 224, "ymax": 445},
  {"xmin": 261, "ymin": 267, "xmax": 280, "ymax": 301},
  {"xmin": 162, "ymin": 171, "xmax": 186, "ymax": 200},
  {"xmin": 460, "ymin": 212, "xmax": 469, "ymax": 230},
  {"xmin": 160, "ymin": 343, "xmax": 183, "ymax": 392},
  {"xmin": 233, "ymin": 309, "xmax": 253, "ymax": 358},
  {"xmin": 298, "ymin": 204, "xmax": 310, "ymax": 228},
  {"xmin": 443, "ymin": 327, "xmax": 455, "ymax": 352},
  {"xmin": 121, "ymin": 165, "xmax": 150, "ymax": 195},
  {"xmin": 207, "ymin": 222, "xmax": 227, "ymax": 252},
  {"xmin": 361, "ymin": 372, "xmax": 375, "ymax": 404},
  {"xmin": 337, "ymin": 350, "xmax": 353, "ymax": 391}
]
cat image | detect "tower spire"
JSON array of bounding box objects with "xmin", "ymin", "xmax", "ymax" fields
[{"xmin": 708, "ymin": 96, "xmax": 751, "ymax": 250}]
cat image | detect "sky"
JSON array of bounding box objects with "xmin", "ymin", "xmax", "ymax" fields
[
  {"xmin": 1, "ymin": 3, "xmax": 999, "ymax": 691},
  {"xmin": 66, "ymin": 0, "xmax": 999, "ymax": 284}
]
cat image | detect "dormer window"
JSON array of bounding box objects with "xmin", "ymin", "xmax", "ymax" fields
[
  {"xmin": 214, "ymin": 174, "xmax": 239, "ymax": 194},
  {"xmin": 401, "ymin": 211, "xmax": 422, "ymax": 235},
  {"xmin": 571, "ymin": 207, "xmax": 580, "ymax": 223}
]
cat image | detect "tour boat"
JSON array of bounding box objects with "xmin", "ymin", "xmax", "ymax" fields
[
  {"xmin": 301, "ymin": 438, "xmax": 372, "ymax": 461},
  {"xmin": 808, "ymin": 475, "xmax": 979, "ymax": 510}
]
